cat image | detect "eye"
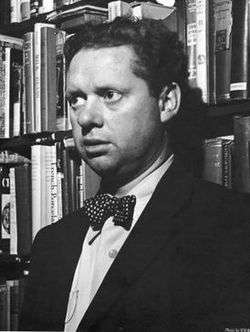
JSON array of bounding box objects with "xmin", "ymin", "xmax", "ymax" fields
[
  {"xmin": 67, "ymin": 95, "xmax": 86, "ymax": 109},
  {"xmin": 102, "ymin": 90, "xmax": 122, "ymax": 103}
]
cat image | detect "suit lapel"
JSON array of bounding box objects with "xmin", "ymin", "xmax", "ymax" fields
[{"xmin": 80, "ymin": 159, "xmax": 194, "ymax": 329}]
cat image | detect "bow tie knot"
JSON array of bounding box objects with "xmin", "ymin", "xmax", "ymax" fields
[{"xmin": 83, "ymin": 194, "xmax": 136, "ymax": 232}]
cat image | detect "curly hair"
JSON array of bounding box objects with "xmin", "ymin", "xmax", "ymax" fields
[{"xmin": 64, "ymin": 16, "xmax": 189, "ymax": 98}]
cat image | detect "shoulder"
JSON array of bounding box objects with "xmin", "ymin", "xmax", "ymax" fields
[
  {"xmin": 192, "ymin": 177, "xmax": 250, "ymax": 217},
  {"xmin": 32, "ymin": 208, "xmax": 88, "ymax": 253}
]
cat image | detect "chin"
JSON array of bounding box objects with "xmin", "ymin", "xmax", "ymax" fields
[{"xmin": 86, "ymin": 158, "xmax": 119, "ymax": 178}]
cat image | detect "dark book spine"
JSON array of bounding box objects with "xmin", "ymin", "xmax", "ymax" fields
[
  {"xmin": 15, "ymin": 164, "xmax": 32, "ymax": 256},
  {"xmin": 202, "ymin": 138, "xmax": 223, "ymax": 185},
  {"xmin": 0, "ymin": 283, "xmax": 8, "ymax": 331},
  {"xmin": 230, "ymin": 0, "xmax": 249, "ymax": 99},
  {"xmin": 41, "ymin": 27, "xmax": 57, "ymax": 132},
  {"xmin": 233, "ymin": 115, "xmax": 250, "ymax": 193},
  {"xmin": 214, "ymin": 0, "xmax": 233, "ymax": 103}
]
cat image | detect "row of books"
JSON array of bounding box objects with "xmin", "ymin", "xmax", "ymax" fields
[
  {"xmin": 186, "ymin": 0, "xmax": 250, "ymax": 105},
  {"xmin": 0, "ymin": 139, "xmax": 100, "ymax": 257},
  {"xmin": 0, "ymin": 278, "xmax": 25, "ymax": 331},
  {"xmin": 0, "ymin": 3, "xmax": 109, "ymax": 139},
  {"xmin": 202, "ymin": 115, "xmax": 250, "ymax": 193},
  {"xmin": 0, "ymin": 0, "xmax": 85, "ymax": 25},
  {"xmin": 0, "ymin": 24, "xmax": 68, "ymax": 138}
]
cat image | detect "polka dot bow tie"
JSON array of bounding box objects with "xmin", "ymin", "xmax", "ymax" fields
[{"xmin": 83, "ymin": 193, "xmax": 136, "ymax": 232}]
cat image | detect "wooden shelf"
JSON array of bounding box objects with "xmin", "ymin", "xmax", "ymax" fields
[
  {"xmin": 0, "ymin": 130, "xmax": 72, "ymax": 151},
  {"xmin": 206, "ymin": 99, "xmax": 250, "ymax": 118}
]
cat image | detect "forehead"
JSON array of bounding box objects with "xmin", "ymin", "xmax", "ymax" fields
[{"xmin": 67, "ymin": 45, "xmax": 139, "ymax": 88}]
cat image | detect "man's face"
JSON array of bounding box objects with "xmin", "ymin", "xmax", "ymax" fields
[{"xmin": 66, "ymin": 45, "xmax": 165, "ymax": 183}]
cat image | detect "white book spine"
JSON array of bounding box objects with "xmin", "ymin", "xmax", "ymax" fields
[
  {"xmin": 4, "ymin": 47, "xmax": 10, "ymax": 138},
  {"xmin": 9, "ymin": 168, "xmax": 17, "ymax": 255},
  {"xmin": 50, "ymin": 144, "xmax": 58, "ymax": 223},
  {"xmin": 196, "ymin": 0, "xmax": 209, "ymax": 103},
  {"xmin": 31, "ymin": 145, "xmax": 42, "ymax": 239},
  {"xmin": 34, "ymin": 23, "xmax": 55, "ymax": 132},
  {"xmin": 10, "ymin": 0, "xmax": 21, "ymax": 23}
]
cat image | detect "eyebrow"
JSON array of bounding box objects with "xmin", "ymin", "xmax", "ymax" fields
[{"xmin": 65, "ymin": 89, "xmax": 84, "ymax": 100}]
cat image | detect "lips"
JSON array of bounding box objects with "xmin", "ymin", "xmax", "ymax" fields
[
  {"xmin": 84, "ymin": 138, "xmax": 109, "ymax": 146},
  {"xmin": 83, "ymin": 138, "xmax": 110, "ymax": 156}
]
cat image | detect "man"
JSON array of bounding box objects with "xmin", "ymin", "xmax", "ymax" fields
[{"xmin": 20, "ymin": 17, "xmax": 250, "ymax": 331}]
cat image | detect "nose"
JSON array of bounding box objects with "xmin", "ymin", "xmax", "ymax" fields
[{"xmin": 76, "ymin": 97, "xmax": 103, "ymax": 131}]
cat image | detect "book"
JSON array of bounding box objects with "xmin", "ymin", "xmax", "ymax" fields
[
  {"xmin": 108, "ymin": 1, "xmax": 132, "ymax": 21},
  {"xmin": 0, "ymin": 0, "xmax": 11, "ymax": 25},
  {"xmin": 214, "ymin": 0, "xmax": 233, "ymax": 103},
  {"xmin": 195, "ymin": 0, "xmax": 215, "ymax": 104},
  {"xmin": 15, "ymin": 163, "xmax": 32, "ymax": 256},
  {"xmin": 0, "ymin": 150, "xmax": 30, "ymax": 164},
  {"xmin": 10, "ymin": 0, "xmax": 22, "ymax": 23},
  {"xmin": 34, "ymin": 22, "xmax": 55, "ymax": 132},
  {"xmin": 132, "ymin": 2, "xmax": 175, "ymax": 20},
  {"xmin": 0, "ymin": 283, "xmax": 8, "ymax": 331},
  {"xmin": 233, "ymin": 115, "xmax": 250, "ymax": 193},
  {"xmin": 0, "ymin": 35, "xmax": 23, "ymax": 138},
  {"xmin": 0, "ymin": 166, "xmax": 11, "ymax": 253},
  {"xmin": 20, "ymin": 0, "xmax": 31, "ymax": 21},
  {"xmin": 23, "ymin": 32, "xmax": 35, "ymax": 133},
  {"xmin": 9, "ymin": 47, "xmax": 23, "ymax": 137},
  {"xmin": 9, "ymin": 167, "xmax": 18, "ymax": 255},
  {"xmin": 31, "ymin": 144, "xmax": 45, "ymax": 239},
  {"xmin": 186, "ymin": 0, "xmax": 197, "ymax": 89},
  {"xmin": 55, "ymin": 29, "xmax": 68, "ymax": 131},
  {"xmin": 202, "ymin": 136, "xmax": 234, "ymax": 188},
  {"xmin": 40, "ymin": 26, "xmax": 57, "ymax": 132},
  {"xmin": 9, "ymin": 279, "xmax": 19, "ymax": 331},
  {"xmin": 230, "ymin": 0, "xmax": 250, "ymax": 99}
]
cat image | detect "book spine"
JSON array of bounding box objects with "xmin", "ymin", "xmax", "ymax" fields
[
  {"xmin": 233, "ymin": 115, "xmax": 250, "ymax": 193},
  {"xmin": 230, "ymin": 0, "xmax": 249, "ymax": 99},
  {"xmin": 15, "ymin": 163, "xmax": 32, "ymax": 256},
  {"xmin": 0, "ymin": 166, "xmax": 11, "ymax": 245},
  {"xmin": 43, "ymin": 145, "xmax": 51, "ymax": 227},
  {"xmin": 214, "ymin": 0, "xmax": 233, "ymax": 103},
  {"xmin": 55, "ymin": 30, "xmax": 68, "ymax": 131},
  {"xmin": 9, "ymin": 167, "xmax": 17, "ymax": 255},
  {"xmin": 31, "ymin": 145, "xmax": 42, "ymax": 239},
  {"xmin": 9, "ymin": 48, "xmax": 23, "ymax": 137},
  {"xmin": 222, "ymin": 139, "xmax": 234, "ymax": 189},
  {"xmin": 0, "ymin": 43, "xmax": 6, "ymax": 138},
  {"xmin": 10, "ymin": 0, "xmax": 21, "ymax": 23},
  {"xmin": 186, "ymin": 0, "xmax": 197, "ymax": 89},
  {"xmin": 34, "ymin": 23, "xmax": 55, "ymax": 132},
  {"xmin": 9, "ymin": 280, "xmax": 19, "ymax": 331},
  {"xmin": 23, "ymin": 32, "xmax": 35, "ymax": 133},
  {"xmin": 202, "ymin": 138, "xmax": 223, "ymax": 185},
  {"xmin": 41, "ymin": 27, "xmax": 57, "ymax": 132},
  {"xmin": 0, "ymin": 283, "xmax": 8, "ymax": 331},
  {"xmin": 56, "ymin": 142, "xmax": 63, "ymax": 220},
  {"xmin": 50, "ymin": 144, "xmax": 58, "ymax": 223},
  {"xmin": 4, "ymin": 47, "xmax": 11, "ymax": 138},
  {"xmin": 20, "ymin": 0, "xmax": 31, "ymax": 21}
]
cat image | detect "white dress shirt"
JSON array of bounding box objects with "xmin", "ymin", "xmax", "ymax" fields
[{"xmin": 64, "ymin": 151, "xmax": 174, "ymax": 331}]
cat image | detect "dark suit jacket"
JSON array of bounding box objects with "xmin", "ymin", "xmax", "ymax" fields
[{"xmin": 20, "ymin": 159, "xmax": 250, "ymax": 332}]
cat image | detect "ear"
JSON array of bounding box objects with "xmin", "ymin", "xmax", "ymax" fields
[{"xmin": 158, "ymin": 82, "xmax": 181, "ymax": 124}]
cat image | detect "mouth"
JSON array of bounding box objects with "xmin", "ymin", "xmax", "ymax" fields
[{"xmin": 83, "ymin": 139, "xmax": 110, "ymax": 156}]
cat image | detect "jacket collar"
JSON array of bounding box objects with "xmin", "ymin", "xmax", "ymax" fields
[{"xmin": 79, "ymin": 157, "xmax": 194, "ymax": 329}]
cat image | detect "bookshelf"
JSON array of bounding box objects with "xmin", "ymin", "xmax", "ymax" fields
[{"xmin": 1, "ymin": 0, "xmax": 250, "ymax": 329}]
